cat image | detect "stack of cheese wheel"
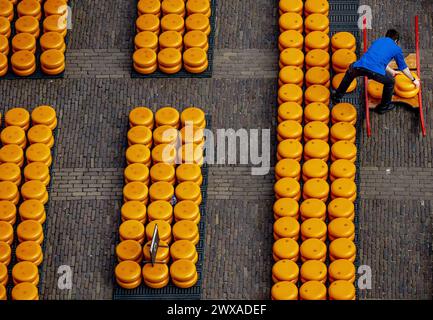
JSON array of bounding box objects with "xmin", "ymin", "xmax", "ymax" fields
[
  {"xmin": 367, "ymin": 80, "xmax": 383, "ymax": 100},
  {"xmin": 305, "ymin": 67, "xmax": 330, "ymax": 88},
  {"xmin": 278, "ymin": 30, "xmax": 303, "ymax": 51},
  {"xmin": 10, "ymin": 50, "xmax": 35, "ymax": 76},
  {"xmin": 142, "ymin": 261, "xmax": 169, "ymax": 288},
  {"xmin": 11, "ymin": 282, "xmax": 39, "ymax": 300},
  {"xmin": 0, "ymin": 50, "xmax": 7, "ymax": 77},
  {"xmin": 279, "ymin": 12, "xmax": 303, "ymax": 33},
  {"xmin": 40, "ymin": 48, "xmax": 65, "ymax": 75},
  {"xmin": 0, "ymin": 0, "xmax": 13, "ymax": 21},
  {"xmin": 115, "ymin": 260, "xmax": 142, "ymax": 289},
  {"xmin": 306, "ymin": 49, "xmax": 330, "ymax": 70},
  {"xmin": 305, "ymin": 31, "xmax": 329, "ymax": 53},
  {"xmin": 170, "ymin": 259, "xmax": 198, "ymax": 288},
  {"xmin": 134, "ymin": 0, "xmax": 212, "ymax": 75},
  {"xmin": 12, "ymin": 32, "xmax": 36, "ymax": 54},
  {"xmin": 0, "ymin": 220, "xmax": 13, "ymax": 244},
  {"xmin": 183, "ymin": 47, "xmax": 208, "ymax": 74},
  {"xmin": 0, "ymin": 34, "xmax": 8, "ymax": 55},
  {"xmin": 305, "ymin": 14, "xmax": 329, "ymax": 34},
  {"xmin": 394, "ymin": 72, "xmax": 420, "ymax": 99},
  {"xmin": 143, "ymin": 240, "xmax": 170, "ymax": 263},
  {"xmin": 279, "ymin": 66, "xmax": 304, "ymax": 87},
  {"xmin": 304, "ymin": 0, "xmax": 329, "ymax": 17},
  {"xmin": 331, "ymin": 32, "xmax": 356, "ymax": 53},
  {"xmin": 0, "ymin": 200, "xmax": 17, "ymax": 224},
  {"xmin": 0, "ymin": 16, "xmax": 11, "ymax": 38},
  {"xmin": 279, "ymin": 48, "xmax": 304, "ymax": 69}
]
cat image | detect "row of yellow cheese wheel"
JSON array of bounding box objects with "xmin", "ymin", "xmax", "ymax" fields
[
  {"xmin": 0, "ymin": 105, "xmax": 57, "ymax": 300},
  {"xmin": 133, "ymin": 0, "xmax": 211, "ymax": 74},
  {"xmin": 115, "ymin": 106, "xmax": 206, "ymax": 290},
  {"xmin": 368, "ymin": 72, "xmax": 420, "ymax": 100},
  {"xmin": 0, "ymin": 0, "xmax": 68, "ymax": 77},
  {"xmin": 271, "ymin": 1, "xmax": 358, "ymax": 300}
]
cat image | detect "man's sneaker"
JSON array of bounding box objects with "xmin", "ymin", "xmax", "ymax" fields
[
  {"xmin": 331, "ymin": 91, "xmax": 341, "ymax": 105},
  {"xmin": 375, "ymin": 103, "xmax": 396, "ymax": 114}
]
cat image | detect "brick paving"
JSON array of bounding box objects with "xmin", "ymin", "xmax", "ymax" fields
[{"xmin": 0, "ymin": 0, "xmax": 431, "ymax": 300}]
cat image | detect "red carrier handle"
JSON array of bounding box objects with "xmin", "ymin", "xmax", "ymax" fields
[
  {"xmin": 415, "ymin": 16, "xmax": 427, "ymax": 137},
  {"xmin": 363, "ymin": 17, "xmax": 371, "ymax": 137}
]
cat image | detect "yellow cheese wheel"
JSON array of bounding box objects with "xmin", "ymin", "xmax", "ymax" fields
[
  {"xmin": 277, "ymin": 102, "xmax": 303, "ymax": 123},
  {"xmin": 302, "ymin": 178, "xmax": 329, "ymax": 201},
  {"xmin": 0, "ymin": 144, "xmax": 24, "ymax": 166},
  {"xmin": 183, "ymin": 47, "xmax": 207, "ymax": 68},
  {"xmin": 40, "ymin": 31, "xmax": 65, "ymax": 53},
  {"xmin": 332, "ymin": 73, "xmax": 357, "ymax": 92},
  {"xmin": 0, "ymin": 16, "xmax": 10, "ymax": 38},
  {"xmin": 18, "ymin": 199, "xmax": 45, "ymax": 221},
  {"xmin": 159, "ymin": 63, "xmax": 182, "ymax": 74},
  {"xmin": 277, "ymin": 139, "xmax": 302, "ymax": 161},
  {"xmin": 328, "ymin": 217, "xmax": 355, "ymax": 241},
  {"xmin": 0, "ymin": 52, "xmax": 7, "ymax": 75},
  {"xmin": 181, "ymin": 107, "xmax": 205, "ymax": 128},
  {"xmin": 331, "ymin": 141, "xmax": 357, "ymax": 163},
  {"xmin": 12, "ymin": 261, "xmax": 39, "ymax": 285},
  {"xmin": 12, "ymin": 33, "xmax": 36, "ymax": 53},
  {"xmin": 330, "ymin": 159, "xmax": 356, "ymax": 181},
  {"xmin": 272, "ymin": 259, "xmax": 299, "ymax": 283},
  {"xmin": 331, "ymin": 178, "xmax": 357, "ymax": 201},
  {"xmin": 172, "ymin": 269, "xmax": 198, "ymax": 288},
  {"xmin": 0, "ymin": 261, "xmax": 8, "ymax": 284},
  {"xmin": 115, "ymin": 260, "xmax": 142, "ymax": 283},
  {"xmin": 395, "ymin": 72, "xmax": 419, "ymax": 92},
  {"xmin": 304, "ymin": 102, "xmax": 330, "ymax": 123},
  {"xmin": 300, "ymin": 238, "xmax": 327, "ymax": 261},
  {"xmin": 5, "ymin": 108, "xmax": 30, "ymax": 130},
  {"xmin": 16, "ymin": 241, "xmax": 42, "ymax": 265},
  {"xmin": 21, "ymin": 180, "xmax": 46, "ymax": 201},
  {"xmin": 302, "ymin": 159, "xmax": 328, "ymax": 180},
  {"xmin": 184, "ymin": 30, "xmax": 208, "ymax": 51},
  {"xmin": 116, "ymin": 240, "xmax": 142, "ymax": 262},
  {"xmin": 27, "ymin": 125, "xmax": 53, "ymax": 146},
  {"xmin": 121, "ymin": 201, "xmax": 146, "ymax": 222},
  {"xmin": 142, "ymin": 262, "xmax": 170, "ymax": 285},
  {"xmin": 155, "ymin": 106, "xmax": 180, "ymax": 127},
  {"xmin": 179, "ymin": 126, "xmax": 204, "ymax": 146},
  {"xmin": 278, "ymin": 30, "xmax": 303, "ymax": 50},
  {"xmin": 0, "ymin": 221, "xmax": 13, "ymax": 244},
  {"xmin": 175, "ymin": 181, "xmax": 201, "ymax": 202},
  {"xmin": 119, "ymin": 220, "xmax": 145, "ymax": 242},
  {"xmin": 279, "ymin": 0, "xmax": 303, "ymax": 14},
  {"xmin": 161, "ymin": 13, "xmax": 184, "ymax": 33},
  {"xmin": 174, "ymin": 200, "xmax": 200, "ymax": 222},
  {"xmin": 176, "ymin": 163, "xmax": 202, "ymax": 183},
  {"xmin": 305, "ymin": 0, "xmax": 329, "ymax": 15},
  {"xmin": 332, "ymin": 49, "xmax": 357, "ymax": 71},
  {"xmin": 152, "ymin": 125, "xmax": 178, "ymax": 146},
  {"xmin": 301, "ymin": 218, "xmax": 327, "ymax": 242},
  {"xmin": 0, "ymin": 240, "xmax": 11, "ymax": 265},
  {"xmin": 278, "ymin": 84, "xmax": 303, "ymax": 105},
  {"xmin": 162, "ymin": 0, "xmax": 185, "ymax": 16},
  {"xmin": 186, "ymin": 0, "xmax": 210, "ymax": 16},
  {"xmin": 331, "ymin": 102, "xmax": 357, "ymax": 125},
  {"xmin": 147, "ymin": 200, "xmax": 173, "ymax": 222},
  {"xmin": 304, "ymin": 85, "xmax": 330, "ymax": 104},
  {"xmin": 136, "ymin": 14, "xmax": 160, "ymax": 33},
  {"xmin": 125, "ymin": 144, "xmax": 151, "ymax": 165},
  {"xmin": 367, "ymin": 80, "xmax": 383, "ymax": 99},
  {"xmin": 279, "ymin": 12, "xmax": 303, "ymax": 32},
  {"xmin": 123, "ymin": 181, "xmax": 148, "ymax": 202},
  {"xmin": 305, "ymin": 31, "xmax": 329, "ymax": 51},
  {"xmin": 274, "ymin": 177, "xmax": 301, "ymax": 200},
  {"xmin": 277, "ymin": 120, "xmax": 302, "ymax": 142},
  {"xmin": 0, "ymin": 180, "xmax": 18, "ymax": 201},
  {"xmin": 151, "ymin": 143, "xmax": 177, "ymax": 165},
  {"xmin": 279, "ymin": 48, "xmax": 304, "ymax": 69},
  {"xmin": 127, "ymin": 125, "xmax": 153, "ymax": 147},
  {"xmin": 170, "ymin": 258, "xmax": 197, "ymax": 282},
  {"xmin": 145, "ymin": 220, "xmax": 172, "ymax": 242},
  {"xmin": 0, "ymin": 200, "xmax": 16, "ymax": 224},
  {"xmin": 300, "ymin": 260, "xmax": 327, "ymax": 283},
  {"xmin": 273, "ymin": 216, "xmax": 300, "ymax": 240},
  {"xmin": 143, "ymin": 240, "xmax": 170, "ymax": 264},
  {"xmin": 133, "ymin": 48, "xmax": 157, "ymax": 68},
  {"xmin": 329, "ymin": 238, "xmax": 356, "ymax": 261},
  {"xmin": 0, "ymin": 0, "xmax": 13, "ymax": 20},
  {"xmin": 40, "ymin": 49, "xmax": 64, "ymax": 69},
  {"xmin": 299, "ymin": 280, "xmax": 326, "ymax": 300},
  {"xmin": 328, "ymin": 259, "xmax": 356, "ymax": 282},
  {"xmin": 137, "ymin": 0, "xmax": 161, "ymax": 16},
  {"xmin": 271, "ymin": 281, "xmax": 298, "ymax": 300},
  {"xmin": 273, "ymin": 198, "xmax": 299, "ymax": 220},
  {"xmin": 304, "ymin": 139, "xmax": 330, "ymax": 161},
  {"xmin": 44, "ymin": 0, "xmax": 68, "ymax": 17},
  {"xmin": 170, "ymin": 239, "xmax": 197, "ymax": 262},
  {"xmin": 17, "ymin": 220, "xmax": 43, "ymax": 243},
  {"xmin": 149, "ymin": 181, "xmax": 174, "ymax": 202},
  {"xmin": 185, "ymin": 13, "xmax": 209, "ymax": 33},
  {"xmin": 43, "ymin": 14, "xmax": 67, "ymax": 35},
  {"xmin": 273, "ymin": 238, "xmax": 299, "ymax": 261},
  {"xmin": 332, "ymin": 32, "xmax": 356, "ymax": 51},
  {"xmin": 31, "ymin": 106, "xmax": 56, "ymax": 127},
  {"xmin": 275, "ymin": 159, "xmax": 301, "ymax": 181},
  {"xmin": 159, "ymin": 30, "xmax": 183, "ymax": 50},
  {"xmin": 11, "ymin": 50, "xmax": 35, "ymax": 71},
  {"xmin": 178, "ymin": 141, "xmax": 203, "ymax": 164},
  {"xmin": 11, "ymin": 282, "xmax": 39, "ymax": 300},
  {"xmin": 329, "ymin": 280, "xmax": 356, "ymax": 300},
  {"xmin": 149, "ymin": 162, "xmax": 175, "ymax": 184},
  {"xmin": 279, "ymin": 66, "xmax": 304, "ymax": 87},
  {"xmin": 15, "ymin": 16, "xmax": 39, "ymax": 36},
  {"xmin": 124, "ymin": 163, "xmax": 149, "ymax": 185},
  {"xmin": 17, "ymin": 0, "xmax": 41, "ymax": 19},
  {"xmin": 135, "ymin": 31, "xmax": 158, "ymax": 51},
  {"xmin": 305, "ymin": 49, "xmax": 330, "ymax": 68},
  {"xmin": 129, "ymin": 107, "xmax": 153, "ymax": 128},
  {"xmin": 330, "ymin": 122, "xmax": 356, "ymax": 143},
  {"xmin": 303, "ymin": 121, "xmax": 329, "ymax": 142},
  {"xmin": 0, "ymin": 34, "xmax": 8, "ymax": 56},
  {"xmin": 305, "ymin": 13, "xmax": 329, "ymax": 33},
  {"xmin": 395, "ymin": 86, "xmax": 419, "ymax": 99},
  {"xmin": 305, "ymin": 67, "xmax": 330, "ymax": 87},
  {"xmin": 0, "ymin": 163, "xmax": 21, "ymax": 186}
]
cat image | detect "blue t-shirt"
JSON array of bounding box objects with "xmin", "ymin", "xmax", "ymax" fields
[{"xmin": 353, "ymin": 37, "xmax": 408, "ymax": 75}]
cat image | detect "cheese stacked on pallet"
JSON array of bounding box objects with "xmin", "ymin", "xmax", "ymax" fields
[
  {"xmin": 133, "ymin": 0, "xmax": 212, "ymax": 75},
  {"xmin": 116, "ymin": 106, "xmax": 205, "ymax": 290},
  {"xmin": 0, "ymin": 105, "xmax": 57, "ymax": 300}
]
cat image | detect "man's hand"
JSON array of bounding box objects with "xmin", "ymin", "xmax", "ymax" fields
[
  {"xmin": 413, "ymin": 79, "xmax": 421, "ymax": 88},
  {"xmin": 389, "ymin": 69, "xmax": 401, "ymax": 77}
]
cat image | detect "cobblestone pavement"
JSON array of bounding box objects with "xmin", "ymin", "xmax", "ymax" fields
[{"xmin": 0, "ymin": 0, "xmax": 431, "ymax": 300}]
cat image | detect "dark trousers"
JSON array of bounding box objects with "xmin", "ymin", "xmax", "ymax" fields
[{"xmin": 335, "ymin": 64, "xmax": 395, "ymax": 106}]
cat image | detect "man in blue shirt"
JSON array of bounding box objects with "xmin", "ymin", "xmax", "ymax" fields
[{"xmin": 332, "ymin": 29, "xmax": 421, "ymax": 114}]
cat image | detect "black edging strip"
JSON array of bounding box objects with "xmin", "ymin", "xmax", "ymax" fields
[
  {"xmin": 0, "ymin": 0, "xmax": 70, "ymax": 80},
  {"xmin": 131, "ymin": 0, "xmax": 216, "ymax": 79},
  {"xmin": 113, "ymin": 114, "xmax": 211, "ymax": 300}
]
